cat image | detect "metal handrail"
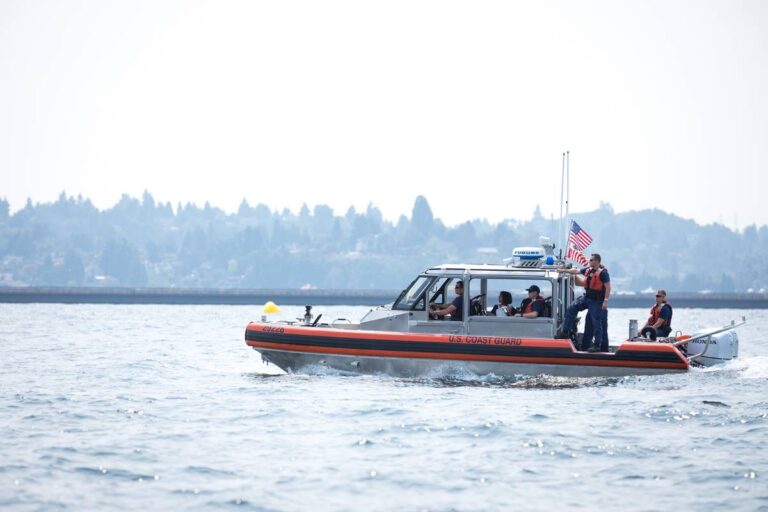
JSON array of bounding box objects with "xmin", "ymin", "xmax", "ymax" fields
[
  {"xmin": 686, "ymin": 336, "xmax": 714, "ymax": 363},
  {"xmin": 674, "ymin": 317, "xmax": 746, "ymax": 364},
  {"xmin": 672, "ymin": 317, "xmax": 746, "ymax": 347}
]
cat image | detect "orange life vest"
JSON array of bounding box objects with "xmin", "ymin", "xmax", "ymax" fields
[
  {"xmin": 648, "ymin": 301, "xmax": 673, "ymax": 328},
  {"xmin": 522, "ymin": 296, "xmax": 545, "ymax": 315},
  {"xmin": 583, "ymin": 265, "xmax": 608, "ymax": 300}
]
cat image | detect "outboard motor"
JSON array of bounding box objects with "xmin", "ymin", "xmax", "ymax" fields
[{"xmin": 685, "ymin": 329, "xmax": 739, "ymax": 366}]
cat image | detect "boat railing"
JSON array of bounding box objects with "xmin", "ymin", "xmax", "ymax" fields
[{"xmin": 671, "ymin": 317, "xmax": 746, "ymax": 349}]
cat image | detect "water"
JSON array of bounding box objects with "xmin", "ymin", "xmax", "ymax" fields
[{"xmin": 1, "ymin": 304, "xmax": 766, "ymax": 511}]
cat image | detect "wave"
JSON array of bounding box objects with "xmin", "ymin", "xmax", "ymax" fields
[
  {"xmin": 401, "ymin": 365, "xmax": 622, "ymax": 389},
  {"xmin": 739, "ymin": 356, "xmax": 768, "ymax": 379}
]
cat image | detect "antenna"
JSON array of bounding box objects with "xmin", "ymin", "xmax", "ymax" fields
[
  {"xmin": 560, "ymin": 151, "xmax": 571, "ymax": 254},
  {"xmin": 559, "ymin": 152, "xmax": 565, "ymax": 258},
  {"xmin": 565, "ymin": 151, "xmax": 571, "ymax": 255}
]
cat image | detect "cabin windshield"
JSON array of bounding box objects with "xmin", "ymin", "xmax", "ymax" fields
[{"xmin": 393, "ymin": 276, "xmax": 434, "ymax": 311}]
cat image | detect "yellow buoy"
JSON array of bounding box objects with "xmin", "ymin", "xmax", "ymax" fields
[{"xmin": 263, "ymin": 301, "xmax": 281, "ymax": 314}]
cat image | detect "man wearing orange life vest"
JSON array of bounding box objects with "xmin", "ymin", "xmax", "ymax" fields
[
  {"xmin": 557, "ymin": 253, "xmax": 611, "ymax": 352},
  {"xmin": 518, "ymin": 285, "xmax": 545, "ymax": 318},
  {"xmin": 639, "ymin": 289, "xmax": 673, "ymax": 338}
]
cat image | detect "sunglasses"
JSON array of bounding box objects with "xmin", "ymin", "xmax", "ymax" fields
[{"xmin": 655, "ymin": 294, "xmax": 663, "ymax": 298}]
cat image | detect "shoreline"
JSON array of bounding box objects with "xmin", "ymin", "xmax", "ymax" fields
[{"xmin": 1, "ymin": 287, "xmax": 767, "ymax": 308}]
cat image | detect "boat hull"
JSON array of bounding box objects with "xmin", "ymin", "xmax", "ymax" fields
[
  {"xmin": 257, "ymin": 348, "xmax": 687, "ymax": 378},
  {"xmin": 245, "ymin": 322, "xmax": 689, "ymax": 378}
]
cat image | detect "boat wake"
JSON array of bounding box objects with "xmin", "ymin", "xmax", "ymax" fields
[
  {"xmin": 401, "ymin": 365, "xmax": 622, "ymax": 389},
  {"xmin": 739, "ymin": 356, "xmax": 768, "ymax": 379},
  {"xmin": 257, "ymin": 362, "xmax": 623, "ymax": 388},
  {"xmin": 289, "ymin": 364, "xmax": 361, "ymax": 377},
  {"xmin": 417, "ymin": 375, "xmax": 623, "ymax": 389},
  {"xmin": 250, "ymin": 354, "xmax": 767, "ymax": 386},
  {"xmin": 688, "ymin": 356, "xmax": 768, "ymax": 379}
]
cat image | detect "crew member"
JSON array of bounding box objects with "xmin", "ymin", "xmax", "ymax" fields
[
  {"xmin": 639, "ymin": 289, "xmax": 673, "ymax": 338},
  {"xmin": 519, "ymin": 285, "xmax": 545, "ymax": 318},
  {"xmin": 582, "ymin": 311, "xmax": 608, "ymax": 352},
  {"xmin": 430, "ymin": 280, "xmax": 464, "ymax": 321},
  {"xmin": 490, "ymin": 291, "xmax": 515, "ymax": 316},
  {"xmin": 557, "ymin": 253, "xmax": 611, "ymax": 352}
]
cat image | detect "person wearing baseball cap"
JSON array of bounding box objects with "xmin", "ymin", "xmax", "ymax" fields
[{"xmin": 519, "ymin": 285, "xmax": 545, "ymax": 318}]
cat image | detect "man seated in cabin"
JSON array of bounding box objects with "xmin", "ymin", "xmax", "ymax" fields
[
  {"xmin": 489, "ymin": 291, "xmax": 516, "ymax": 316},
  {"xmin": 430, "ymin": 280, "xmax": 464, "ymax": 321},
  {"xmin": 518, "ymin": 285, "xmax": 545, "ymax": 318},
  {"xmin": 638, "ymin": 289, "xmax": 673, "ymax": 338}
]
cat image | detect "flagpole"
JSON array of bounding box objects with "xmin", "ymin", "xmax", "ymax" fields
[
  {"xmin": 559, "ymin": 152, "xmax": 565, "ymax": 258},
  {"xmin": 565, "ymin": 150, "xmax": 570, "ymax": 253}
]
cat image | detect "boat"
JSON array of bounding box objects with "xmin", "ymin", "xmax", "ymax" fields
[{"xmin": 244, "ymin": 239, "xmax": 744, "ymax": 378}]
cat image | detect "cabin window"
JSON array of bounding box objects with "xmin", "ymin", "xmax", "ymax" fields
[
  {"xmin": 468, "ymin": 278, "xmax": 553, "ymax": 317},
  {"xmin": 428, "ymin": 277, "xmax": 458, "ymax": 306},
  {"xmin": 393, "ymin": 276, "xmax": 434, "ymax": 311}
]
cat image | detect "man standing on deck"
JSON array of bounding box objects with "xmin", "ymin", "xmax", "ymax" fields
[
  {"xmin": 582, "ymin": 311, "xmax": 609, "ymax": 352},
  {"xmin": 557, "ymin": 253, "xmax": 611, "ymax": 352}
]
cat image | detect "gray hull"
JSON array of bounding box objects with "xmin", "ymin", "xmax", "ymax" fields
[{"xmin": 255, "ymin": 348, "xmax": 686, "ymax": 378}]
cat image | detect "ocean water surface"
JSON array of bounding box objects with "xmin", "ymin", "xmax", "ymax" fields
[{"xmin": 1, "ymin": 304, "xmax": 766, "ymax": 511}]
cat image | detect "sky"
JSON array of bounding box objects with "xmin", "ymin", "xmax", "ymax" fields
[{"xmin": 1, "ymin": 0, "xmax": 766, "ymax": 229}]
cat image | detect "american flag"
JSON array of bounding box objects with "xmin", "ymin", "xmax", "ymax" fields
[
  {"xmin": 566, "ymin": 245, "xmax": 589, "ymax": 266},
  {"xmin": 568, "ymin": 220, "xmax": 593, "ymax": 251}
]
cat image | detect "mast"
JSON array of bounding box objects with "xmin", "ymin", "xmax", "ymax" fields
[
  {"xmin": 565, "ymin": 150, "xmax": 570, "ymax": 247},
  {"xmin": 559, "ymin": 152, "xmax": 565, "ymax": 258}
]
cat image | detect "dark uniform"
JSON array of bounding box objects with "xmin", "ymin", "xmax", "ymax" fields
[
  {"xmin": 647, "ymin": 301, "xmax": 673, "ymax": 337},
  {"xmin": 520, "ymin": 297, "xmax": 545, "ymax": 317},
  {"xmin": 562, "ymin": 265, "xmax": 610, "ymax": 351}
]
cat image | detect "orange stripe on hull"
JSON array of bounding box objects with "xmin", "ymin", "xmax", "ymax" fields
[
  {"xmin": 246, "ymin": 323, "xmax": 575, "ymax": 349},
  {"xmin": 246, "ymin": 323, "xmax": 686, "ymax": 361},
  {"xmin": 246, "ymin": 340, "xmax": 688, "ymax": 370}
]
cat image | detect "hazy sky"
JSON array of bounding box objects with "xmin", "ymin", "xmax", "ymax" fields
[{"xmin": 2, "ymin": 0, "xmax": 766, "ymax": 228}]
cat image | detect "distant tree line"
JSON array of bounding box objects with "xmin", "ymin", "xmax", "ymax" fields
[{"xmin": 1, "ymin": 192, "xmax": 766, "ymax": 292}]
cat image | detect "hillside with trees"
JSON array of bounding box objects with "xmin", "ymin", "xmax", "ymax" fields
[{"xmin": 1, "ymin": 192, "xmax": 766, "ymax": 293}]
